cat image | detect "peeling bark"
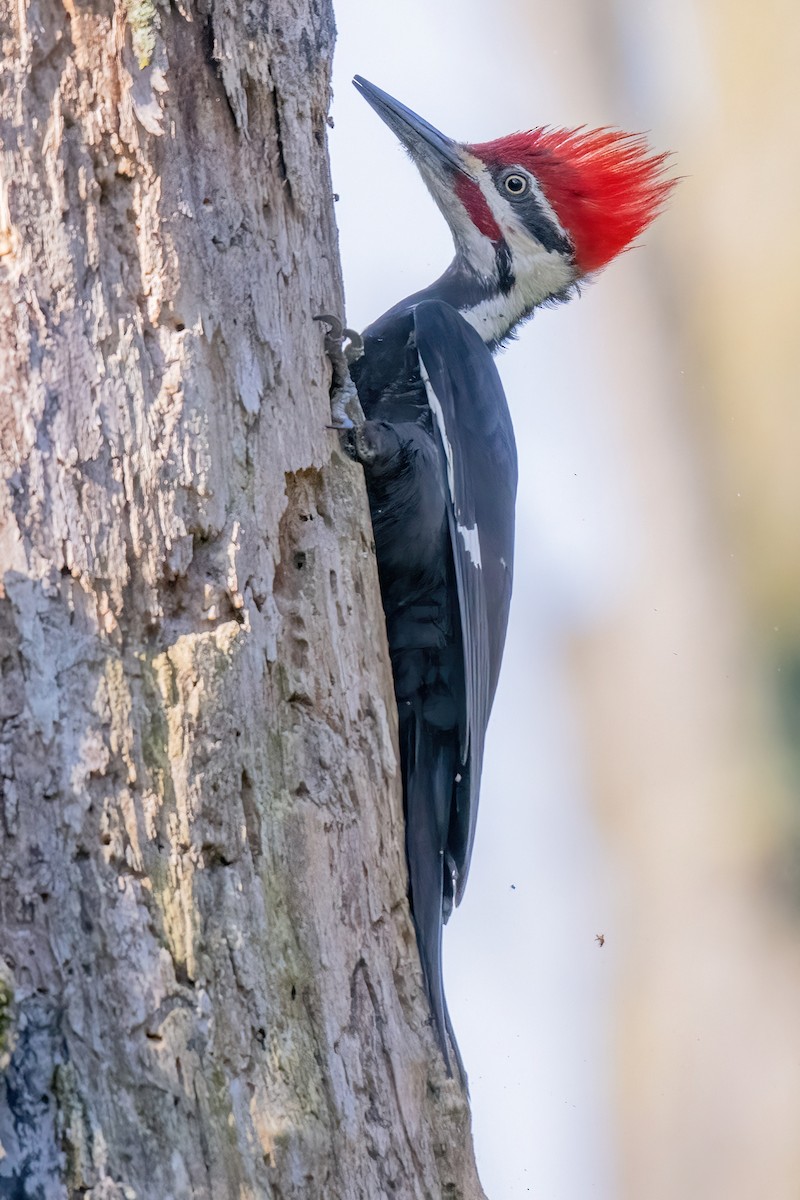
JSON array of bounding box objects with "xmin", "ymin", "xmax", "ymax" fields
[{"xmin": 0, "ymin": 2, "xmax": 486, "ymax": 1196}]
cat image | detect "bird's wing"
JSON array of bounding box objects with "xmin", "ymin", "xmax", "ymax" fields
[{"xmin": 413, "ymin": 300, "xmax": 517, "ymax": 903}]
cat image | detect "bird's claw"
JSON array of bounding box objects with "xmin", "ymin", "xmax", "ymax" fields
[
  {"xmin": 328, "ymin": 377, "xmax": 361, "ymax": 431},
  {"xmin": 314, "ymin": 314, "xmax": 364, "ymax": 367},
  {"xmin": 315, "ymin": 312, "xmax": 365, "ymax": 430}
]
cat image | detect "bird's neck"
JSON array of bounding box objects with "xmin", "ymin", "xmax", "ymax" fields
[{"xmin": 402, "ymin": 250, "xmax": 575, "ymax": 350}]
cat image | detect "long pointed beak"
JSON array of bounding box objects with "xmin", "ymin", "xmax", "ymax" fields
[{"xmin": 353, "ymin": 76, "xmax": 467, "ymax": 175}]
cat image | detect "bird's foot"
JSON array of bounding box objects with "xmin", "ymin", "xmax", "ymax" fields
[
  {"xmin": 329, "ymin": 375, "xmax": 362, "ymax": 431},
  {"xmin": 315, "ymin": 313, "xmax": 365, "ymax": 430},
  {"xmin": 350, "ymin": 420, "xmax": 400, "ymax": 468}
]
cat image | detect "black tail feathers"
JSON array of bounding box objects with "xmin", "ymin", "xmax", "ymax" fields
[{"xmin": 402, "ymin": 714, "xmax": 467, "ymax": 1088}]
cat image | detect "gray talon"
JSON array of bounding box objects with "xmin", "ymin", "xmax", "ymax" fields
[
  {"xmin": 330, "ymin": 377, "xmax": 360, "ymax": 430},
  {"xmin": 343, "ymin": 328, "xmax": 364, "ymax": 365},
  {"xmin": 316, "ymin": 312, "xmax": 366, "ymax": 429}
]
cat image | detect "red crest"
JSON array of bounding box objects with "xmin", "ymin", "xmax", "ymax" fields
[{"xmin": 469, "ymin": 128, "xmax": 675, "ymax": 274}]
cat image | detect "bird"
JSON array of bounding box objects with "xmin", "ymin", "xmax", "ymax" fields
[{"xmin": 334, "ymin": 76, "xmax": 674, "ymax": 1082}]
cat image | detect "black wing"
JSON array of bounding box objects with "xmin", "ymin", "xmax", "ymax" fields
[{"xmin": 413, "ymin": 300, "xmax": 517, "ymax": 904}]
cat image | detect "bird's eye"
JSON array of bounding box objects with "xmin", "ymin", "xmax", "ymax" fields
[{"xmin": 503, "ymin": 173, "xmax": 528, "ymax": 196}]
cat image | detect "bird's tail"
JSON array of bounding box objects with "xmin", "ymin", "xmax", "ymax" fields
[{"xmin": 401, "ymin": 711, "xmax": 467, "ymax": 1088}]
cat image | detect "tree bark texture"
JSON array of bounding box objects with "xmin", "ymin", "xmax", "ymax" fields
[{"xmin": 0, "ymin": 2, "xmax": 485, "ymax": 1196}]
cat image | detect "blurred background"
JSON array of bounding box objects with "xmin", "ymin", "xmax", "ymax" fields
[{"xmin": 328, "ymin": 2, "xmax": 800, "ymax": 1195}]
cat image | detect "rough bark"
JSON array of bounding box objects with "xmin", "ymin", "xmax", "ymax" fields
[{"xmin": 0, "ymin": 2, "xmax": 485, "ymax": 1196}]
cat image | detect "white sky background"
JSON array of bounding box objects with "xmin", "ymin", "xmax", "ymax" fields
[{"xmin": 327, "ymin": 4, "xmax": 662, "ymax": 1195}]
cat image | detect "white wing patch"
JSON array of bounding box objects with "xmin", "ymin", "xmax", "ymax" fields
[
  {"xmin": 419, "ymin": 353, "xmax": 455, "ymax": 503},
  {"xmin": 419, "ymin": 351, "xmax": 483, "ymax": 572},
  {"xmin": 458, "ymin": 523, "xmax": 482, "ymax": 568}
]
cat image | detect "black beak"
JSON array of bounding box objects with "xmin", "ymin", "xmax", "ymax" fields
[{"xmin": 353, "ymin": 76, "xmax": 466, "ymax": 175}]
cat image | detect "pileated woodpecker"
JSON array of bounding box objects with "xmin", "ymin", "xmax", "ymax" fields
[{"xmin": 335, "ymin": 77, "xmax": 673, "ymax": 1081}]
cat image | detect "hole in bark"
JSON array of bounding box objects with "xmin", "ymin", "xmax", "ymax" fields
[
  {"xmin": 293, "ymin": 552, "xmax": 306, "ymax": 570},
  {"xmin": 290, "ymin": 985, "xmax": 296, "ymax": 1001},
  {"xmin": 203, "ymin": 845, "xmax": 234, "ymax": 868},
  {"xmin": 174, "ymin": 963, "xmax": 193, "ymax": 988}
]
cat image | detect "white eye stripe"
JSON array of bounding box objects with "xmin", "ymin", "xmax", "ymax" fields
[
  {"xmin": 524, "ymin": 175, "xmax": 569, "ymax": 242},
  {"xmin": 495, "ymin": 166, "xmax": 570, "ymax": 244}
]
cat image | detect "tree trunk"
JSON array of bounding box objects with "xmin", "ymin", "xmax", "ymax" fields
[{"xmin": 0, "ymin": 2, "xmax": 485, "ymax": 1196}]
